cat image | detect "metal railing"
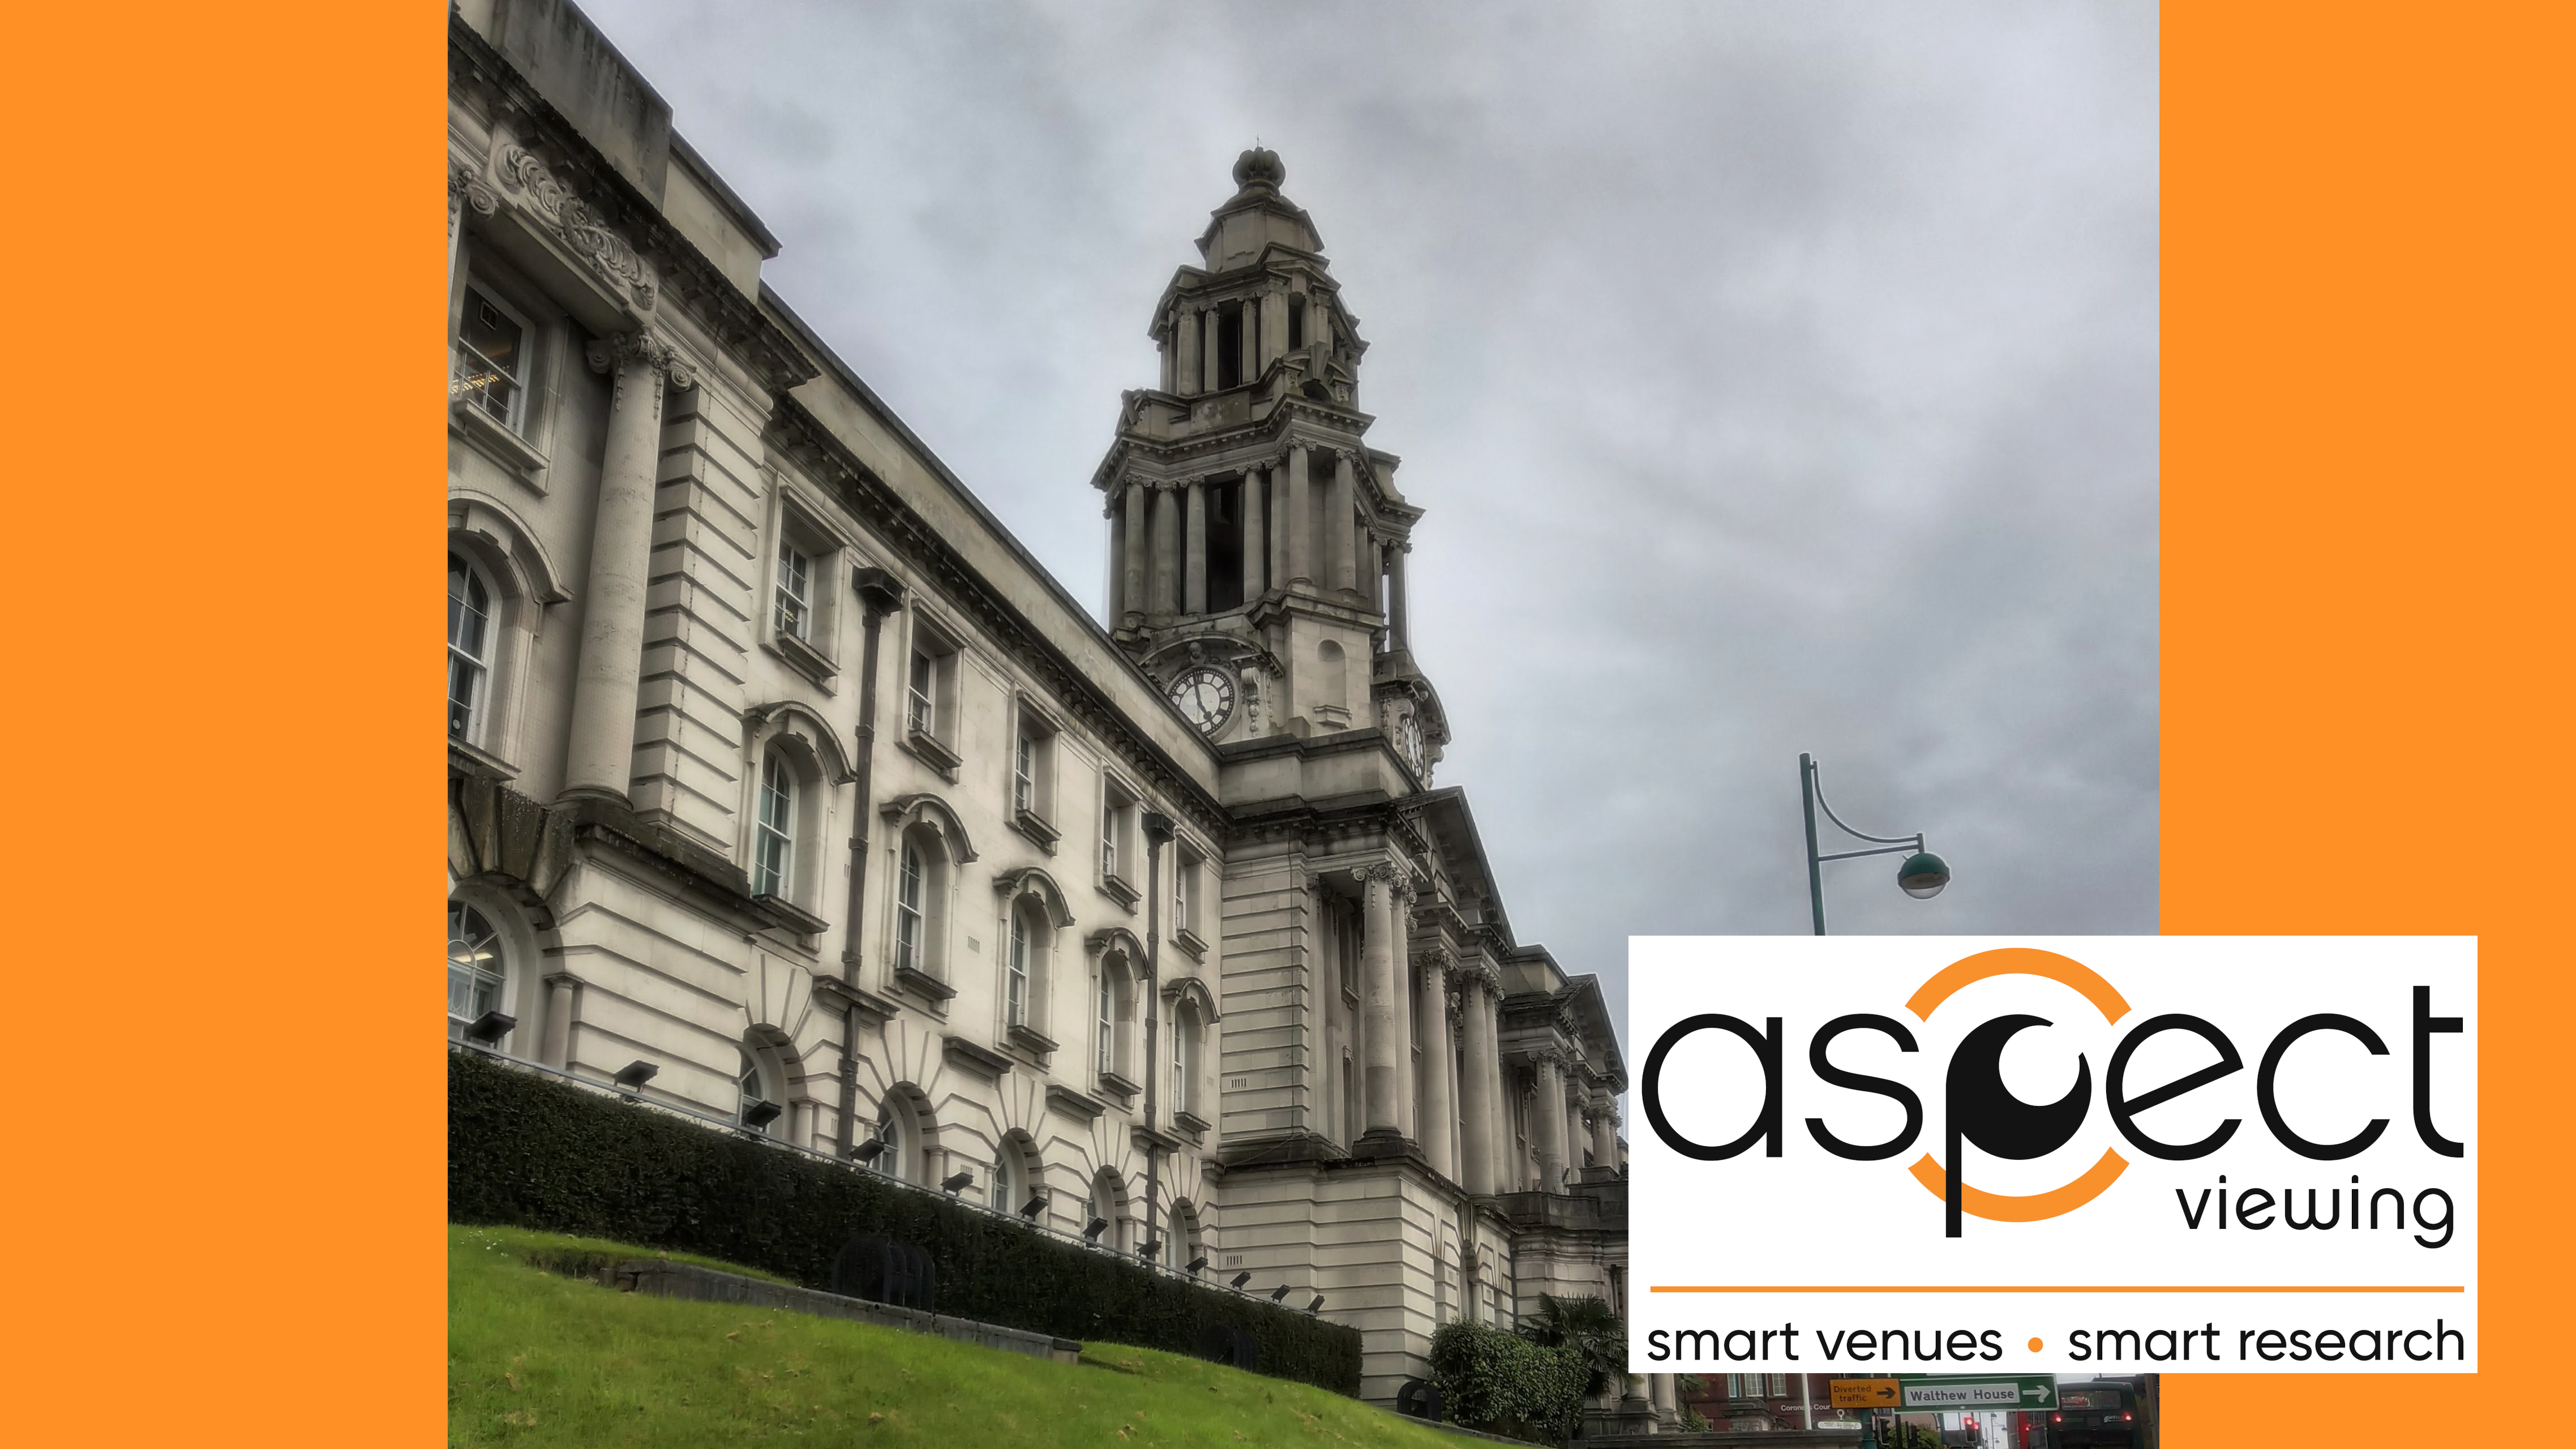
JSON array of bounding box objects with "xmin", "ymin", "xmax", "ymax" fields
[{"xmin": 449, "ymin": 1040, "xmax": 1305, "ymax": 1305}]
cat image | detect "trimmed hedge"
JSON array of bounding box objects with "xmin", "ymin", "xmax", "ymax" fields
[
  {"xmin": 448, "ymin": 1051, "xmax": 1361, "ymax": 1395},
  {"xmin": 1426, "ymin": 1319, "xmax": 1589, "ymax": 1442}
]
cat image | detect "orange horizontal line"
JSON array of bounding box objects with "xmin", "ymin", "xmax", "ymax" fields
[{"xmin": 1652, "ymin": 1285, "xmax": 2463, "ymax": 1294}]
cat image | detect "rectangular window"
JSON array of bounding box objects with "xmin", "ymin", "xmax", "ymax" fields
[
  {"xmin": 452, "ymin": 285, "xmax": 529, "ymax": 430},
  {"xmin": 1173, "ymin": 856, "xmax": 1193, "ymax": 934},
  {"xmin": 908, "ymin": 649, "xmax": 935, "ymax": 736},
  {"xmin": 1015, "ymin": 732, "xmax": 1035, "ymax": 814},
  {"xmin": 774, "ymin": 538, "xmax": 812, "ymax": 641}
]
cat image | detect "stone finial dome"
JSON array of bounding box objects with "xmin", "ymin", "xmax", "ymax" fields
[{"xmin": 1232, "ymin": 146, "xmax": 1285, "ymax": 190}]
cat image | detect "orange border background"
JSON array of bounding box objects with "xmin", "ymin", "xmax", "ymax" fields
[
  {"xmin": 6, "ymin": 2, "xmax": 2568, "ymax": 1443},
  {"xmin": 2166, "ymin": 2, "xmax": 2574, "ymax": 1438}
]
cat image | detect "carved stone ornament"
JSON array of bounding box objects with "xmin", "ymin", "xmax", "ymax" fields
[
  {"xmin": 1352, "ymin": 860, "xmax": 1403, "ymax": 887},
  {"xmin": 586, "ymin": 332, "xmax": 698, "ymax": 391},
  {"xmin": 491, "ymin": 142, "xmax": 659, "ymax": 312},
  {"xmin": 448, "ymin": 159, "xmax": 498, "ymax": 222}
]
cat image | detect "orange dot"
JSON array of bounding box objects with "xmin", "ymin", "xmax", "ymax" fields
[{"xmin": 2028, "ymin": 1337, "xmax": 2044, "ymax": 1352}]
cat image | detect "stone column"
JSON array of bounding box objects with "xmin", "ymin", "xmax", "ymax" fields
[
  {"xmin": 541, "ymin": 973, "xmax": 580, "ymax": 1069},
  {"xmin": 1392, "ymin": 881, "xmax": 1417, "ymax": 1138},
  {"xmin": 1184, "ymin": 480, "xmax": 1208, "ymax": 613},
  {"xmin": 1175, "ymin": 305, "xmax": 1199, "ymax": 396},
  {"xmin": 1651, "ymin": 1374, "xmax": 1678, "ymax": 1425},
  {"xmin": 1260, "ymin": 289, "xmax": 1288, "ymax": 369},
  {"xmin": 1535, "ymin": 1052, "xmax": 1569, "ymax": 1190},
  {"xmin": 1327, "ymin": 452, "xmax": 1357, "ymax": 594},
  {"xmin": 1389, "ymin": 543, "xmax": 1410, "ymax": 650},
  {"xmin": 1417, "ymin": 953, "xmax": 1457, "ymax": 1176},
  {"xmin": 1242, "ymin": 469, "xmax": 1266, "ymax": 597},
  {"xmin": 1456, "ymin": 970, "xmax": 1497, "ymax": 1194},
  {"xmin": 1151, "ymin": 485, "xmax": 1180, "ymax": 615},
  {"xmin": 1269, "ymin": 461, "xmax": 1291, "ymax": 586},
  {"xmin": 1121, "ymin": 482, "xmax": 1148, "ymax": 629},
  {"xmin": 1286, "ymin": 445, "xmax": 1313, "ymax": 585},
  {"xmin": 1366, "ymin": 533, "xmax": 1386, "ymax": 621},
  {"xmin": 1238, "ymin": 298, "xmax": 1258, "ymax": 382},
  {"xmin": 1590, "ymin": 1096, "xmax": 1621, "ymax": 1169},
  {"xmin": 563, "ymin": 331, "xmax": 694, "ymax": 802},
  {"xmin": 1202, "ymin": 308, "xmax": 1221, "ymax": 392},
  {"xmin": 1358, "ymin": 864, "xmax": 1402, "ymax": 1140}
]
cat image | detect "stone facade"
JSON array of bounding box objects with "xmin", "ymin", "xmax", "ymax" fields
[{"xmin": 445, "ymin": 0, "xmax": 1627, "ymax": 1404}]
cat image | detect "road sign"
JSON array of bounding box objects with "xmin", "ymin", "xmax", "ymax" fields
[
  {"xmin": 1831, "ymin": 1379, "xmax": 1901, "ymax": 1409},
  {"xmin": 1889, "ymin": 1375, "xmax": 2056, "ymax": 1411}
]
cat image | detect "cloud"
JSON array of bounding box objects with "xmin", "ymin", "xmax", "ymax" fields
[{"xmin": 580, "ymin": 0, "xmax": 2161, "ymax": 1057}]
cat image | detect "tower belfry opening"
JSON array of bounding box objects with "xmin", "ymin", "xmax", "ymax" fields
[{"xmin": 1092, "ymin": 148, "xmax": 1446, "ymax": 774}]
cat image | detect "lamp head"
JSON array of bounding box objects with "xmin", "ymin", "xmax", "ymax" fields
[
  {"xmin": 1187, "ymin": 1255, "xmax": 1210, "ymax": 1274},
  {"xmin": 1897, "ymin": 850, "xmax": 1951, "ymax": 899},
  {"xmin": 1021, "ymin": 1194, "xmax": 1047, "ymax": 1220},
  {"xmin": 464, "ymin": 1010, "xmax": 516, "ymax": 1045},
  {"xmin": 612, "ymin": 1059, "xmax": 659, "ymax": 1090},
  {"xmin": 940, "ymin": 1170, "xmax": 975, "ymax": 1194},
  {"xmin": 1083, "ymin": 1217, "xmax": 1109, "ymax": 1241},
  {"xmin": 849, "ymin": 1135, "xmax": 886, "ymax": 1163},
  {"xmin": 740, "ymin": 1099, "xmax": 783, "ymax": 1130},
  {"xmin": 1306, "ymin": 1294, "xmax": 1325, "ymax": 1314},
  {"xmin": 1230, "ymin": 1270, "xmax": 1253, "ymax": 1289},
  {"xmin": 1270, "ymin": 1284, "xmax": 1291, "ymax": 1302}
]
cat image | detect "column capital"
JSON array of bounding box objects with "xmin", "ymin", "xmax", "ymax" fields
[
  {"xmin": 586, "ymin": 331, "xmax": 698, "ymax": 390},
  {"xmin": 1351, "ymin": 859, "xmax": 1405, "ymax": 886}
]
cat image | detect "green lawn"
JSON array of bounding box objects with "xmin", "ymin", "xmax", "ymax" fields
[{"xmin": 450, "ymin": 1224, "xmax": 1468, "ymax": 1447}]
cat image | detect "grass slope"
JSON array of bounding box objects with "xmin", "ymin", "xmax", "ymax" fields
[{"xmin": 451, "ymin": 1225, "xmax": 1465, "ymax": 1447}]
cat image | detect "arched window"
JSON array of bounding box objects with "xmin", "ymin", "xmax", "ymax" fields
[
  {"xmin": 1095, "ymin": 959, "xmax": 1116, "ymax": 1074},
  {"xmin": 448, "ymin": 554, "xmax": 495, "ymax": 743},
  {"xmin": 737, "ymin": 1050, "xmax": 769, "ymax": 1134},
  {"xmin": 1090, "ymin": 1169, "xmax": 1124, "ymax": 1251},
  {"xmin": 994, "ymin": 1134, "xmax": 1041, "ymax": 1217},
  {"xmin": 1006, "ymin": 904, "xmax": 1031, "ymax": 1028},
  {"xmin": 753, "ymin": 752, "xmax": 794, "ymax": 898},
  {"xmin": 874, "ymin": 1093, "xmax": 924, "ymax": 1184},
  {"xmin": 1172, "ymin": 999, "xmax": 1204, "ymax": 1118},
  {"xmin": 895, "ymin": 838, "xmax": 925, "ymax": 972},
  {"xmin": 447, "ymin": 901, "xmax": 505, "ymax": 1039},
  {"xmin": 1165, "ymin": 1203, "xmax": 1192, "ymax": 1267},
  {"xmin": 447, "ymin": 902, "xmax": 505, "ymax": 1031}
]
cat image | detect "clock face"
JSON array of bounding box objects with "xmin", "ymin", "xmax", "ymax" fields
[
  {"xmin": 1167, "ymin": 666, "xmax": 1236, "ymax": 735},
  {"xmin": 1401, "ymin": 713, "xmax": 1425, "ymax": 771}
]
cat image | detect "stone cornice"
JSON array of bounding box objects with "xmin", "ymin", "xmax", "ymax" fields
[{"xmin": 449, "ymin": 14, "xmax": 816, "ymax": 395}]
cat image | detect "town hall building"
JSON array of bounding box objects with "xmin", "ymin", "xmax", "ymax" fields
[{"xmin": 446, "ymin": 0, "xmax": 1631, "ymax": 1404}]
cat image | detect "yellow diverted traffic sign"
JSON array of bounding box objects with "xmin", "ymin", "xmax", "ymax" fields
[{"xmin": 1830, "ymin": 1379, "xmax": 1901, "ymax": 1409}]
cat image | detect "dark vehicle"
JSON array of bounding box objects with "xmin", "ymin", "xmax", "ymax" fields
[{"xmin": 2039, "ymin": 1381, "xmax": 2137, "ymax": 1448}]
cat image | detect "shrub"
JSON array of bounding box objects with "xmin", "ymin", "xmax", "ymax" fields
[
  {"xmin": 1426, "ymin": 1319, "xmax": 1589, "ymax": 1442},
  {"xmin": 447, "ymin": 1050, "xmax": 1360, "ymax": 1395}
]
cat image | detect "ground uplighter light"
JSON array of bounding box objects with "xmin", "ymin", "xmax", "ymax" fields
[
  {"xmin": 1897, "ymin": 850, "xmax": 1951, "ymax": 899},
  {"xmin": 1230, "ymin": 1270, "xmax": 1253, "ymax": 1289},
  {"xmin": 1139, "ymin": 1238, "xmax": 1161, "ymax": 1262},
  {"xmin": 940, "ymin": 1171, "xmax": 974, "ymax": 1193},
  {"xmin": 1187, "ymin": 1256, "xmax": 1209, "ymax": 1274},
  {"xmin": 849, "ymin": 1135, "xmax": 886, "ymax": 1163},
  {"xmin": 1270, "ymin": 1284, "xmax": 1291, "ymax": 1302},
  {"xmin": 1307, "ymin": 1296, "xmax": 1325, "ymax": 1314},
  {"xmin": 1021, "ymin": 1194, "xmax": 1047, "ymax": 1220},
  {"xmin": 465, "ymin": 1010, "xmax": 516, "ymax": 1045},
  {"xmin": 613, "ymin": 1060, "xmax": 659, "ymax": 1091},
  {"xmin": 1084, "ymin": 1217, "xmax": 1109, "ymax": 1241},
  {"xmin": 740, "ymin": 1099, "xmax": 783, "ymax": 1130}
]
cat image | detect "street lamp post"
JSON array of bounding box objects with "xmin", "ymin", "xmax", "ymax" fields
[{"xmin": 1799, "ymin": 752, "xmax": 1950, "ymax": 935}]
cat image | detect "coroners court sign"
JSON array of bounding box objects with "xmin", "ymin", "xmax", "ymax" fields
[{"xmin": 1627, "ymin": 937, "xmax": 2475, "ymax": 1375}]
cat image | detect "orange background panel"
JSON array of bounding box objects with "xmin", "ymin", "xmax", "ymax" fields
[
  {"xmin": 2166, "ymin": 1, "xmax": 2574, "ymax": 1438},
  {"xmin": 0, "ymin": 2, "xmax": 443, "ymax": 1446}
]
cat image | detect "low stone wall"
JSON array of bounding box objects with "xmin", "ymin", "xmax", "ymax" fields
[
  {"xmin": 585, "ymin": 1257, "xmax": 1082, "ymax": 1366},
  {"xmin": 1579, "ymin": 1430, "xmax": 1865, "ymax": 1448}
]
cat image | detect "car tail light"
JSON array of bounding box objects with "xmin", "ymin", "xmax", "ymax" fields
[
  {"xmin": 2052, "ymin": 1413, "xmax": 2062, "ymax": 1423},
  {"xmin": 2124, "ymin": 1412, "xmax": 2134, "ymax": 1421}
]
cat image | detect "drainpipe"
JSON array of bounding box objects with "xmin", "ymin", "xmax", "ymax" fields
[
  {"xmin": 837, "ymin": 568, "xmax": 904, "ymax": 1159},
  {"xmin": 1141, "ymin": 810, "xmax": 1176, "ymax": 1261}
]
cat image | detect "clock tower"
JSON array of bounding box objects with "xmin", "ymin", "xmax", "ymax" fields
[{"xmin": 1092, "ymin": 149, "xmax": 1446, "ymax": 779}]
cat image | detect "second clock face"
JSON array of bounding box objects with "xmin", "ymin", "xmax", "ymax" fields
[{"xmin": 1167, "ymin": 666, "xmax": 1236, "ymax": 735}]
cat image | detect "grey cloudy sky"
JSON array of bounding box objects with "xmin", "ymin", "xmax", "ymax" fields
[{"xmin": 581, "ymin": 0, "xmax": 2161, "ymax": 1047}]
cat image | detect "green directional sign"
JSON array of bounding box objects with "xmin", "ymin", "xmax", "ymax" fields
[{"xmin": 1889, "ymin": 1375, "xmax": 2056, "ymax": 1411}]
